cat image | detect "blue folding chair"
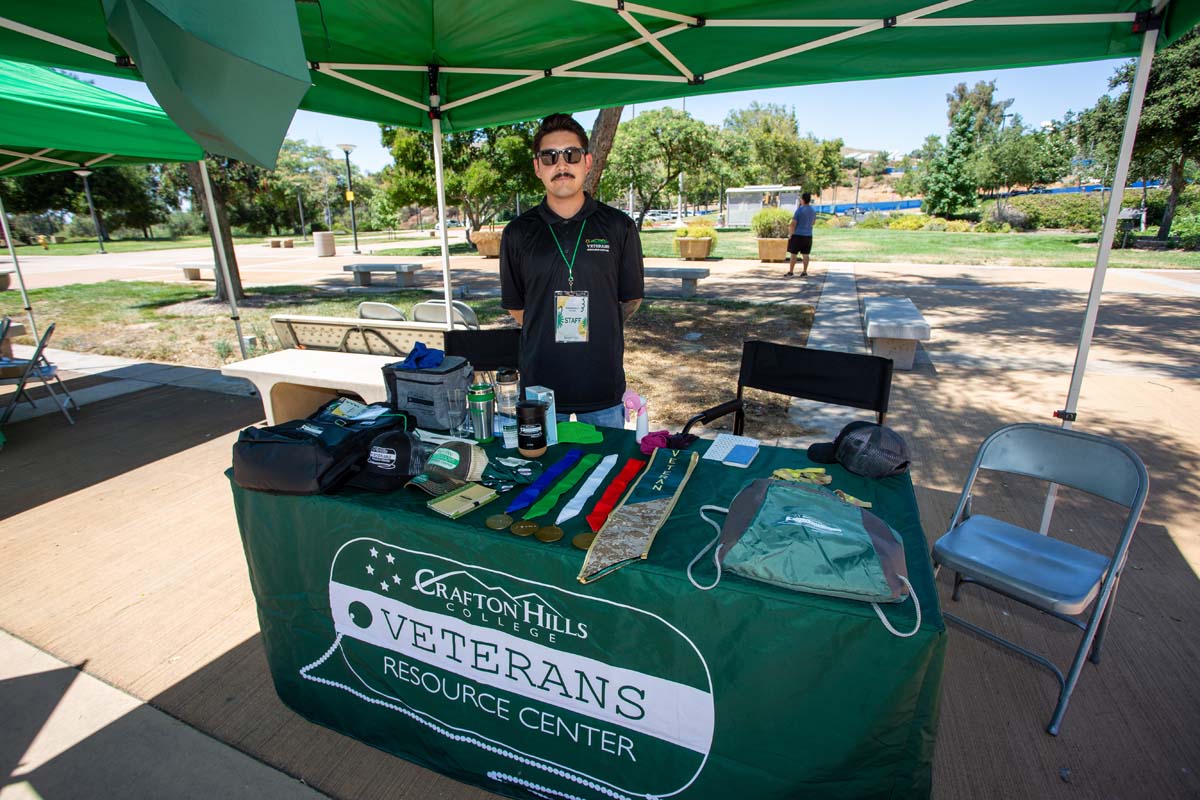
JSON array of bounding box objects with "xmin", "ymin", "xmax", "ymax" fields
[
  {"xmin": 0, "ymin": 322, "xmax": 78, "ymax": 425},
  {"xmin": 933, "ymin": 423, "xmax": 1149, "ymax": 735}
]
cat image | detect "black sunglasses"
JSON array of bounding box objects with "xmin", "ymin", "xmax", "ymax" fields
[{"xmin": 536, "ymin": 147, "xmax": 586, "ymax": 166}]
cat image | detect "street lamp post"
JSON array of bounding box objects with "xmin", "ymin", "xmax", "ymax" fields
[
  {"xmin": 337, "ymin": 144, "xmax": 361, "ymax": 254},
  {"xmin": 73, "ymin": 169, "xmax": 106, "ymax": 254}
]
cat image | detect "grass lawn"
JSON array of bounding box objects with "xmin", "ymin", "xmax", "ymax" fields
[
  {"xmin": 5, "ymin": 231, "xmax": 417, "ymax": 256},
  {"xmin": 8, "ymin": 234, "xmax": 265, "ymax": 257},
  {"xmin": 373, "ymin": 241, "xmax": 476, "ymax": 257},
  {"xmin": 638, "ymin": 228, "xmax": 1200, "ymax": 269},
  {"xmin": 0, "ymin": 282, "xmax": 815, "ymax": 434}
]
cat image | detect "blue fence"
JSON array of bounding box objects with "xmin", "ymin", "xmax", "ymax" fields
[
  {"xmin": 811, "ymin": 181, "xmax": 1162, "ymax": 214},
  {"xmin": 811, "ymin": 199, "xmax": 921, "ymax": 214}
]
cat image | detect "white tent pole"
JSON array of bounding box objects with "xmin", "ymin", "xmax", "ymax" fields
[
  {"xmin": 0, "ymin": 190, "xmax": 39, "ymax": 341},
  {"xmin": 1039, "ymin": 19, "xmax": 1160, "ymax": 535},
  {"xmin": 430, "ymin": 96, "xmax": 455, "ymax": 333},
  {"xmin": 198, "ymin": 159, "xmax": 248, "ymax": 360}
]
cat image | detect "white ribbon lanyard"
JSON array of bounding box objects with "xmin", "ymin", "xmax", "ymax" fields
[{"xmin": 556, "ymin": 453, "xmax": 618, "ymax": 525}]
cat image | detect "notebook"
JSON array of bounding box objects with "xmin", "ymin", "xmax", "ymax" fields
[
  {"xmin": 702, "ymin": 433, "xmax": 761, "ymax": 462},
  {"xmin": 427, "ymin": 482, "xmax": 498, "ymax": 519},
  {"xmin": 722, "ymin": 444, "xmax": 759, "ymax": 469}
]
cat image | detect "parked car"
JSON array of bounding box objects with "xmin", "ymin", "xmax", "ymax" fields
[{"xmin": 433, "ymin": 219, "xmax": 462, "ymax": 231}]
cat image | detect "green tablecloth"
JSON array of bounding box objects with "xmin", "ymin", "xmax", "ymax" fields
[{"xmin": 230, "ymin": 430, "xmax": 945, "ymax": 800}]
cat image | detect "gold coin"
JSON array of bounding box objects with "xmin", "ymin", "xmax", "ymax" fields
[
  {"xmin": 572, "ymin": 532, "xmax": 596, "ymax": 551},
  {"xmin": 510, "ymin": 520, "xmax": 538, "ymax": 537},
  {"xmin": 485, "ymin": 514, "xmax": 513, "ymax": 530},
  {"xmin": 535, "ymin": 525, "xmax": 564, "ymax": 543}
]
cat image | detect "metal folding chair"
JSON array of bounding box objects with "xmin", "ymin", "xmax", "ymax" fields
[
  {"xmin": 411, "ymin": 300, "xmax": 480, "ymax": 330},
  {"xmin": 0, "ymin": 322, "xmax": 79, "ymax": 425},
  {"xmin": 356, "ymin": 301, "xmax": 407, "ymax": 321},
  {"xmin": 932, "ymin": 423, "xmax": 1149, "ymax": 735},
  {"xmin": 682, "ymin": 340, "xmax": 894, "ymax": 434}
]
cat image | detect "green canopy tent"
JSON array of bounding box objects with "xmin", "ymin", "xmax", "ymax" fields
[
  {"xmin": 0, "ymin": 59, "xmax": 252, "ymax": 357},
  {"xmin": 1, "ymin": 0, "xmax": 1197, "ymax": 510}
]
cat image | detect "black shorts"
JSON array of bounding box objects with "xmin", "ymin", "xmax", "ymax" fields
[{"xmin": 787, "ymin": 235, "xmax": 813, "ymax": 255}]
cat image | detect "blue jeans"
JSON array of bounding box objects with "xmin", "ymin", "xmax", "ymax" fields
[{"xmin": 557, "ymin": 403, "xmax": 625, "ymax": 429}]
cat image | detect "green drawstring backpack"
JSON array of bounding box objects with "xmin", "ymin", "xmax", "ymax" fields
[{"xmin": 688, "ymin": 479, "xmax": 921, "ymax": 638}]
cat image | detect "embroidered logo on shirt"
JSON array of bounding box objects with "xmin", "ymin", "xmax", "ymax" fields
[{"xmin": 585, "ymin": 238, "xmax": 610, "ymax": 253}]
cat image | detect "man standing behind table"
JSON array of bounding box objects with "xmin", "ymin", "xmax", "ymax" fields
[
  {"xmin": 786, "ymin": 192, "xmax": 817, "ymax": 278},
  {"xmin": 499, "ymin": 113, "xmax": 644, "ymax": 428}
]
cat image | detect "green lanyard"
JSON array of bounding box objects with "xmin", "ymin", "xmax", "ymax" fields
[{"xmin": 547, "ymin": 219, "xmax": 587, "ymax": 291}]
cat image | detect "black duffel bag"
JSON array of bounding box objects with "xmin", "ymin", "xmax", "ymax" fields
[{"xmin": 232, "ymin": 399, "xmax": 416, "ymax": 494}]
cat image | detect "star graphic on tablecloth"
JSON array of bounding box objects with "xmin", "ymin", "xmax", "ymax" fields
[
  {"xmin": 366, "ymin": 564, "xmax": 375, "ymax": 576},
  {"xmin": 386, "ymin": 552, "xmax": 395, "ymax": 564},
  {"xmin": 392, "ymin": 574, "xmax": 402, "ymax": 584},
  {"xmin": 369, "ymin": 547, "xmax": 379, "ymax": 558},
  {"xmin": 380, "ymin": 581, "xmax": 390, "ymax": 592}
]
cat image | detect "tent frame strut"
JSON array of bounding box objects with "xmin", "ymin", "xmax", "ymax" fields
[
  {"xmin": 0, "ymin": 189, "xmax": 39, "ymax": 341},
  {"xmin": 1039, "ymin": 11, "xmax": 1162, "ymax": 534},
  {"xmin": 197, "ymin": 159, "xmax": 248, "ymax": 361}
]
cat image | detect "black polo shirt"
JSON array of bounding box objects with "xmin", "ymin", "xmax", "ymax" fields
[{"xmin": 499, "ymin": 194, "xmax": 644, "ymax": 413}]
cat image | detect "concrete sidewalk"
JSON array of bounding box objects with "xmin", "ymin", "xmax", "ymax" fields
[{"xmin": 1, "ymin": 631, "xmax": 325, "ymax": 800}]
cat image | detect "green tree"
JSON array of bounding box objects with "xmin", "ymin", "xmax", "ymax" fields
[
  {"xmin": 380, "ymin": 123, "xmax": 541, "ymax": 232},
  {"xmin": 864, "ymin": 149, "xmax": 891, "ymax": 178},
  {"xmin": 1108, "ymin": 29, "xmax": 1200, "ymax": 238},
  {"xmin": 722, "ymin": 102, "xmax": 832, "ymax": 191},
  {"xmin": 815, "ymin": 138, "xmax": 845, "ymax": 198},
  {"xmin": 1, "ymin": 165, "xmax": 165, "ymax": 240},
  {"xmin": 923, "ymin": 108, "xmax": 979, "ymax": 216},
  {"xmin": 606, "ymin": 108, "xmax": 715, "ymax": 228},
  {"xmin": 946, "ymin": 80, "xmax": 1014, "ymax": 143}
]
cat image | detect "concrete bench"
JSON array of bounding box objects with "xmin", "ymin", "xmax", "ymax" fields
[
  {"xmin": 644, "ymin": 266, "xmax": 710, "ymax": 298},
  {"xmin": 221, "ymin": 349, "xmax": 396, "ymax": 425},
  {"xmin": 268, "ymin": 238, "xmax": 295, "ymax": 248},
  {"xmin": 863, "ymin": 296, "xmax": 930, "ymax": 370},
  {"xmin": 179, "ymin": 262, "xmax": 215, "ymax": 280},
  {"xmin": 0, "ymin": 267, "xmax": 13, "ymax": 291},
  {"xmin": 1, "ymin": 319, "xmax": 25, "ymax": 358},
  {"xmin": 343, "ymin": 262, "xmax": 423, "ymax": 288},
  {"xmin": 271, "ymin": 313, "xmax": 448, "ymax": 357}
]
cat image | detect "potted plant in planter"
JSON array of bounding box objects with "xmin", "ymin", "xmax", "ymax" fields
[
  {"xmin": 471, "ymin": 226, "xmax": 503, "ymax": 258},
  {"xmin": 673, "ymin": 221, "xmax": 718, "ymax": 261},
  {"xmin": 752, "ymin": 207, "xmax": 792, "ymax": 262}
]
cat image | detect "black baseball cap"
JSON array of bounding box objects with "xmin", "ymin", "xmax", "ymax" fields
[
  {"xmin": 807, "ymin": 421, "xmax": 911, "ymax": 479},
  {"xmin": 346, "ymin": 430, "xmax": 425, "ymax": 492}
]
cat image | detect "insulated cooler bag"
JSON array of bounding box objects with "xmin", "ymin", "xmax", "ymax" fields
[
  {"xmin": 382, "ymin": 355, "xmax": 471, "ymax": 430},
  {"xmin": 232, "ymin": 400, "xmax": 414, "ymax": 494}
]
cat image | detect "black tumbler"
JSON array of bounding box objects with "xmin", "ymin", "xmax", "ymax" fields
[{"xmin": 516, "ymin": 401, "xmax": 547, "ymax": 458}]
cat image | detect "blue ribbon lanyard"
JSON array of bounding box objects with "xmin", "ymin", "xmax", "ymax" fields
[{"xmin": 547, "ymin": 219, "xmax": 587, "ymax": 291}]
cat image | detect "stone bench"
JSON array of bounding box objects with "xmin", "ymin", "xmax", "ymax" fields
[
  {"xmin": 269, "ymin": 238, "xmax": 295, "ymax": 248},
  {"xmin": 863, "ymin": 296, "xmax": 930, "ymax": 370},
  {"xmin": 220, "ymin": 349, "xmax": 396, "ymax": 425},
  {"xmin": 343, "ymin": 262, "xmax": 423, "ymax": 288},
  {"xmin": 644, "ymin": 266, "xmax": 710, "ymax": 298},
  {"xmin": 179, "ymin": 262, "xmax": 215, "ymax": 281},
  {"xmin": 0, "ymin": 267, "xmax": 13, "ymax": 291},
  {"xmin": 1, "ymin": 319, "xmax": 25, "ymax": 358}
]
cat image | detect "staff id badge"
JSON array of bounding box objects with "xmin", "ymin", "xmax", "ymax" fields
[{"xmin": 554, "ymin": 291, "xmax": 589, "ymax": 343}]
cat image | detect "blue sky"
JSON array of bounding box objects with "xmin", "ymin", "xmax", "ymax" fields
[{"xmin": 81, "ymin": 59, "xmax": 1125, "ymax": 174}]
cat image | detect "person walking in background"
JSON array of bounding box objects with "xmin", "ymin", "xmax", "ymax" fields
[{"xmin": 786, "ymin": 192, "xmax": 816, "ymax": 277}]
